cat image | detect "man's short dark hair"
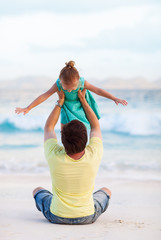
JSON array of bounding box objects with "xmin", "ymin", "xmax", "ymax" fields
[{"xmin": 61, "ymin": 120, "xmax": 88, "ymax": 154}]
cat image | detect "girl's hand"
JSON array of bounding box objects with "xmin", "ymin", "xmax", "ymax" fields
[
  {"xmin": 15, "ymin": 107, "xmax": 30, "ymax": 115},
  {"xmin": 78, "ymin": 89, "xmax": 86, "ymax": 101},
  {"xmin": 57, "ymin": 89, "xmax": 65, "ymax": 105},
  {"xmin": 114, "ymin": 98, "xmax": 128, "ymax": 106}
]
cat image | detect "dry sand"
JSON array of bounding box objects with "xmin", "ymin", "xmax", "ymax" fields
[{"xmin": 0, "ymin": 174, "xmax": 161, "ymax": 240}]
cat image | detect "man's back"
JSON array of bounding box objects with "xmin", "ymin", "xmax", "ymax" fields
[
  {"xmin": 33, "ymin": 88, "xmax": 111, "ymax": 225},
  {"xmin": 44, "ymin": 137, "xmax": 103, "ymax": 218}
]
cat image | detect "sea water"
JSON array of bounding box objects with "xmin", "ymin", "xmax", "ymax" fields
[{"xmin": 0, "ymin": 88, "xmax": 161, "ymax": 180}]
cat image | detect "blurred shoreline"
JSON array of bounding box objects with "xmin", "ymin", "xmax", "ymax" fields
[{"xmin": 1, "ymin": 76, "xmax": 161, "ymax": 90}]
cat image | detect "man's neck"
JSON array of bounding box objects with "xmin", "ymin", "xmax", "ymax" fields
[{"xmin": 67, "ymin": 150, "xmax": 85, "ymax": 160}]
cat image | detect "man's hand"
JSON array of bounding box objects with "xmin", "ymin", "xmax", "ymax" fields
[
  {"xmin": 57, "ymin": 89, "xmax": 65, "ymax": 106},
  {"xmin": 15, "ymin": 107, "xmax": 30, "ymax": 115},
  {"xmin": 78, "ymin": 89, "xmax": 102, "ymax": 139},
  {"xmin": 114, "ymin": 98, "xmax": 128, "ymax": 106},
  {"xmin": 78, "ymin": 89, "xmax": 86, "ymax": 101}
]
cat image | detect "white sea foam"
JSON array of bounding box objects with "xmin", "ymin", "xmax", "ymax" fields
[
  {"xmin": 1, "ymin": 111, "xmax": 161, "ymax": 136},
  {"xmin": 100, "ymin": 112, "xmax": 161, "ymax": 136}
]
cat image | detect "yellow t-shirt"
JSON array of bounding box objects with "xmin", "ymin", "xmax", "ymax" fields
[{"xmin": 44, "ymin": 137, "xmax": 103, "ymax": 218}]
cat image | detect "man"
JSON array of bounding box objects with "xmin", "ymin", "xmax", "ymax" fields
[{"xmin": 33, "ymin": 89, "xmax": 111, "ymax": 224}]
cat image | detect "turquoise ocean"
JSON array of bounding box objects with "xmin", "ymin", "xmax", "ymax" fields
[{"xmin": 0, "ymin": 88, "xmax": 161, "ymax": 180}]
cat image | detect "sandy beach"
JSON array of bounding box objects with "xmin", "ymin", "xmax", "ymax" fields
[{"xmin": 0, "ymin": 174, "xmax": 161, "ymax": 240}]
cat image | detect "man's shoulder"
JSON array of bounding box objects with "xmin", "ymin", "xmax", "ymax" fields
[
  {"xmin": 44, "ymin": 138, "xmax": 57, "ymax": 146},
  {"xmin": 85, "ymin": 137, "xmax": 103, "ymax": 165},
  {"xmin": 88, "ymin": 137, "xmax": 103, "ymax": 145},
  {"xmin": 44, "ymin": 138, "xmax": 58, "ymax": 150},
  {"xmin": 86, "ymin": 137, "xmax": 103, "ymax": 152},
  {"xmin": 44, "ymin": 138, "xmax": 64, "ymax": 159}
]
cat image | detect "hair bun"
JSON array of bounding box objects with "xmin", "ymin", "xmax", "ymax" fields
[{"xmin": 65, "ymin": 61, "xmax": 75, "ymax": 68}]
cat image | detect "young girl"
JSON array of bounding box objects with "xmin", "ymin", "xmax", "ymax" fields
[{"xmin": 15, "ymin": 61, "xmax": 128, "ymax": 129}]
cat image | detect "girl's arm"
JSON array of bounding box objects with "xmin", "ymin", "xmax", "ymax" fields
[
  {"xmin": 15, "ymin": 83, "xmax": 58, "ymax": 115},
  {"xmin": 84, "ymin": 81, "xmax": 128, "ymax": 106}
]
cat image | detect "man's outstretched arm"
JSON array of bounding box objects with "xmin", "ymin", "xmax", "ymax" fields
[
  {"xmin": 44, "ymin": 90, "xmax": 65, "ymax": 142},
  {"xmin": 78, "ymin": 89, "xmax": 102, "ymax": 140}
]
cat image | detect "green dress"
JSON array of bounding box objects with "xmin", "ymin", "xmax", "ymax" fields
[{"xmin": 56, "ymin": 77, "xmax": 101, "ymax": 129}]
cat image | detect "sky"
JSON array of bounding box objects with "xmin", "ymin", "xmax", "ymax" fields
[{"xmin": 0, "ymin": 0, "xmax": 161, "ymax": 81}]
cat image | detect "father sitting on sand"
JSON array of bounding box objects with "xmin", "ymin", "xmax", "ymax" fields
[{"xmin": 33, "ymin": 89, "xmax": 111, "ymax": 224}]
